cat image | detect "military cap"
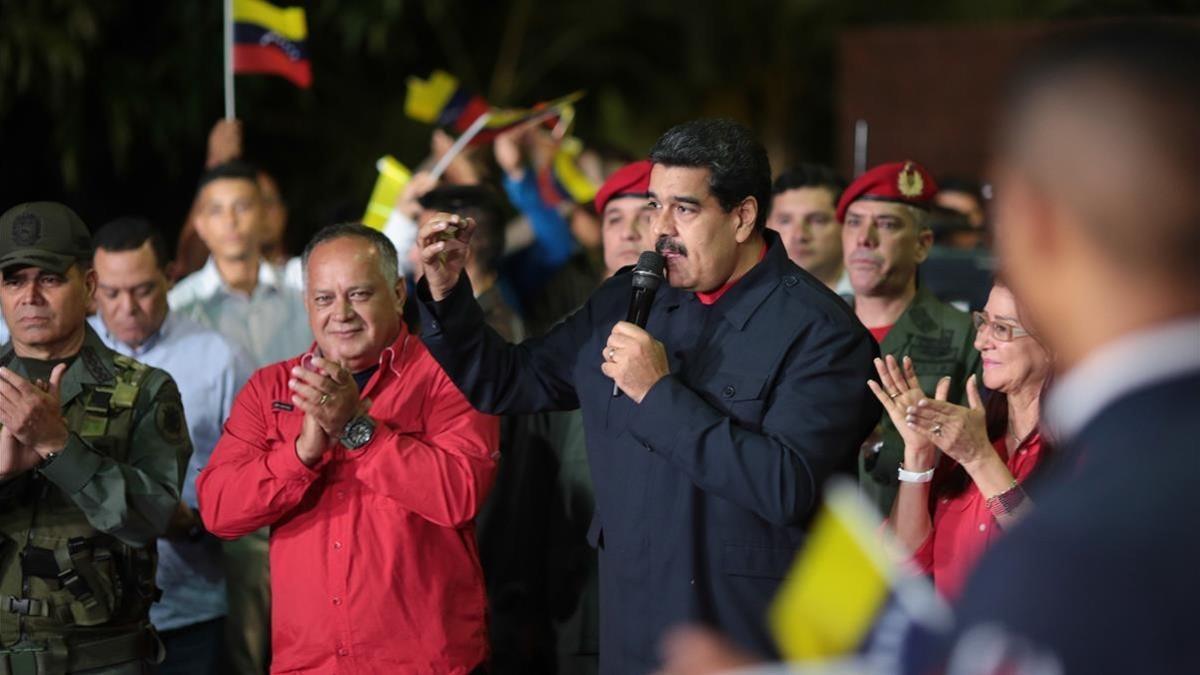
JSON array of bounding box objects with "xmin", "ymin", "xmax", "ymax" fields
[
  {"xmin": 0, "ymin": 201, "xmax": 93, "ymax": 274},
  {"xmin": 835, "ymin": 161, "xmax": 938, "ymax": 223},
  {"xmin": 594, "ymin": 160, "xmax": 652, "ymax": 215}
]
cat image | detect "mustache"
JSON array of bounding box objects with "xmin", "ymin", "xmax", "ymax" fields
[
  {"xmin": 847, "ymin": 250, "xmax": 883, "ymax": 265},
  {"xmin": 655, "ymin": 236, "xmax": 688, "ymax": 257}
]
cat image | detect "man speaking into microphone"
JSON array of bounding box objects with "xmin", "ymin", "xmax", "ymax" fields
[{"xmin": 415, "ymin": 118, "xmax": 880, "ymax": 674}]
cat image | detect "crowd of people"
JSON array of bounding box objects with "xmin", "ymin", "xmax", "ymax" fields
[{"xmin": 0, "ymin": 20, "xmax": 1197, "ymax": 675}]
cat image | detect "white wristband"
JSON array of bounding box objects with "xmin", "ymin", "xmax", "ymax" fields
[{"xmin": 898, "ymin": 465, "xmax": 934, "ymax": 483}]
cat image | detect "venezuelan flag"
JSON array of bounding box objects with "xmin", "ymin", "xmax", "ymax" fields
[
  {"xmin": 537, "ymin": 137, "xmax": 599, "ymax": 207},
  {"xmin": 233, "ymin": 0, "xmax": 312, "ymax": 88},
  {"xmin": 405, "ymin": 70, "xmax": 583, "ymax": 145}
]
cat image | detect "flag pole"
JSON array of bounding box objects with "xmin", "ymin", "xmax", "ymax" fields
[
  {"xmin": 224, "ymin": 0, "xmax": 235, "ymax": 119},
  {"xmin": 428, "ymin": 112, "xmax": 492, "ymax": 181}
]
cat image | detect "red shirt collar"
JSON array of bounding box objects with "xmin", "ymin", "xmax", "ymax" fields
[{"xmin": 696, "ymin": 242, "xmax": 768, "ymax": 306}]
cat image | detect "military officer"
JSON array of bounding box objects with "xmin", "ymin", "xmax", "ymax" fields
[
  {"xmin": 0, "ymin": 202, "xmax": 191, "ymax": 674},
  {"xmin": 837, "ymin": 162, "xmax": 982, "ymax": 515}
]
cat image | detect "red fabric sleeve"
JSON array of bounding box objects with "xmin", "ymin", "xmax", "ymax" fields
[
  {"xmin": 349, "ymin": 368, "xmax": 499, "ymax": 528},
  {"xmin": 196, "ymin": 369, "xmax": 325, "ymax": 538}
]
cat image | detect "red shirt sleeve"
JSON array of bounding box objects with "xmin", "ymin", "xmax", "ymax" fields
[
  {"xmin": 349, "ymin": 366, "xmax": 499, "ymax": 528},
  {"xmin": 196, "ymin": 367, "xmax": 325, "ymax": 538}
]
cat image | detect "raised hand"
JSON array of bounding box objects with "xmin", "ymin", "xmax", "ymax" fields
[
  {"xmin": 416, "ymin": 212, "xmax": 476, "ymax": 301},
  {"xmin": 0, "ymin": 426, "xmax": 40, "ymax": 481},
  {"xmin": 867, "ymin": 354, "xmax": 950, "ymax": 471},
  {"xmin": 0, "ymin": 363, "xmax": 69, "ymax": 460},
  {"xmin": 905, "ymin": 373, "xmax": 993, "ymax": 470}
]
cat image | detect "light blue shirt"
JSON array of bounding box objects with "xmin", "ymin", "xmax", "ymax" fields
[
  {"xmin": 168, "ymin": 257, "xmax": 312, "ymax": 368},
  {"xmin": 90, "ymin": 311, "xmax": 256, "ymax": 631}
]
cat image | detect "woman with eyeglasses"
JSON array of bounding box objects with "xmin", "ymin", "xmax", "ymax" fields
[{"xmin": 867, "ymin": 282, "xmax": 1053, "ymax": 599}]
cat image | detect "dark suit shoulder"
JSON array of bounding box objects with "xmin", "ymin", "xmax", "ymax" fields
[{"xmin": 774, "ymin": 263, "xmax": 867, "ymax": 336}]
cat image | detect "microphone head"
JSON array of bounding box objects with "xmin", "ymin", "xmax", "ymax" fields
[{"xmin": 632, "ymin": 251, "xmax": 665, "ymax": 290}]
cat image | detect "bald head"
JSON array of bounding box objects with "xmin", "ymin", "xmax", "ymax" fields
[{"xmin": 997, "ymin": 22, "xmax": 1200, "ymax": 286}]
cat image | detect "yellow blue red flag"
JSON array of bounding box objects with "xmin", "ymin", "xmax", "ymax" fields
[{"xmin": 232, "ymin": 0, "xmax": 312, "ymax": 88}]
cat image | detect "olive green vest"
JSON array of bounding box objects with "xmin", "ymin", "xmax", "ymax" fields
[{"xmin": 0, "ymin": 350, "xmax": 160, "ymax": 668}]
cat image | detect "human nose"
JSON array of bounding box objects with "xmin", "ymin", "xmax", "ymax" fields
[
  {"xmin": 651, "ymin": 209, "xmax": 675, "ymax": 240},
  {"xmin": 973, "ymin": 319, "xmax": 996, "ymax": 351},
  {"xmin": 855, "ymin": 220, "xmax": 878, "ymax": 248},
  {"xmin": 332, "ymin": 296, "xmax": 356, "ymax": 321},
  {"xmin": 17, "ymin": 281, "xmax": 45, "ymax": 306}
]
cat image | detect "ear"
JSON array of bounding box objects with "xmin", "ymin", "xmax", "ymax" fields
[
  {"xmin": 393, "ymin": 276, "xmax": 407, "ymax": 313},
  {"xmin": 733, "ymin": 197, "xmax": 758, "ymax": 244},
  {"xmin": 82, "ymin": 266, "xmax": 98, "ymax": 298},
  {"xmin": 913, "ymin": 226, "xmax": 934, "ymax": 264}
]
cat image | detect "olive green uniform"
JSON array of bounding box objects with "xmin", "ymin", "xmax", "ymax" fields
[
  {"xmin": 1, "ymin": 326, "xmax": 192, "ymax": 674},
  {"xmin": 857, "ymin": 288, "xmax": 982, "ymax": 515}
]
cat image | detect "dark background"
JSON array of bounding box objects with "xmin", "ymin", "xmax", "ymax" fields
[{"xmin": 2, "ymin": 0, "xmax": 1195, "ymax": 256}]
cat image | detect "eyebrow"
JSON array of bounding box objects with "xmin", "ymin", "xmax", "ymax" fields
[
  {"xmin": 647, "ymin": 191, "xmax": 703, "ymax": 206},
  {"xmin": 992, "ymin": 313, "xmax": 1020, "ymax": 322}
]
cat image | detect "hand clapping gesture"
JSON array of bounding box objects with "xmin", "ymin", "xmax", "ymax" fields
[
  {"xmin": 905, "ymin": 373, "xmax": 995, "ymax": 472},
  {"xmin": 867, "ymin": 355, "xmax": 950, "ymax": 472}
]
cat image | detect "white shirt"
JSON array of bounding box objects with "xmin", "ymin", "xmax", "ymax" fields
[
  {"xmin": 168, "ymin": 257, "xmax": 312, "ymax": 368},
  {"xmin": 1045, "ymin": 314, "xmax": 1200, "ymax": 442}
]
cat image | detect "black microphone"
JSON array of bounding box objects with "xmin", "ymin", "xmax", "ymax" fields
[{"xmin": 613, "ymin": 251, "xmax": 666, "ymax": 397}]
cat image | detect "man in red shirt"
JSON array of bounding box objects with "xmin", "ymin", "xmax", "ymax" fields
[{"xmin": 197, "ymin": 223, "xmax": 499, "ymax": 674}]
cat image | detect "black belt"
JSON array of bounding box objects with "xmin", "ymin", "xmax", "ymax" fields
[{"xmin": 0, "ymin": 628, "xmax": 161, "ymax": 674}]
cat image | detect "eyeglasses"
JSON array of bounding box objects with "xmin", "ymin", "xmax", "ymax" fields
[{"xmin": 972, "ymin": 311, "xmax": 1031, "ymax": 342}]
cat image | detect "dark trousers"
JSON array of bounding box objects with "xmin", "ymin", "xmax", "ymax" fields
[{"xmin": 155, "ymin": 618, "xmax": 225, "ymax": 675}]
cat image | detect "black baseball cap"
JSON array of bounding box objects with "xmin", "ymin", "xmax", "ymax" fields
[{"xmin": 0, "ymin": 201, "xmax": 93, "ymax": 274}]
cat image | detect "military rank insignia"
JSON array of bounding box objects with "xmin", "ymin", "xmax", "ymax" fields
[{"xmin": 897, "ymin": 161, "xmax": 924, "ymax": 198}]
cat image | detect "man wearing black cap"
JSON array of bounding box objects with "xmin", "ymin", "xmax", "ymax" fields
[
  {"xmin": 414, "ymin": 119, "xmax": 880, "ymax": 674},
  {"xmin": 0, "ymin": 202, "xmax": 192, "ymax": 673}
]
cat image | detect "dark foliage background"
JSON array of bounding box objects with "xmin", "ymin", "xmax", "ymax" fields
[{"xmin": 1, "ymin": 0, "xmax": 1193, "ymax": 255}]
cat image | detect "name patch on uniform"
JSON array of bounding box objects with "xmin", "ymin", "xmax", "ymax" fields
[{"xmin": 272, "ymin": 401, "xmax": 295, "ymax": 412}]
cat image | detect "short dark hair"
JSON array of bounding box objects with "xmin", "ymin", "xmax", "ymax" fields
[
  {"xmin": 1000, "ymin": 21, "xmax": 1200, "ymax": 283},
  {"xmin": 301, "ymin": 223, "xmax": 400, "ymax": 287},
  {"xmin": 92, "ymin": 216, "xmax": 170, "ymax": 270},
  {"xmin": 418, "ymin": 185, "xmax": 507, "ymax": 273},
  {"xmin": 196, "ymin": 160, "xmax": 261, "ymax": 197},
  {"xmin": 935, "ymin": 176, "xmax": 984, "ymax": 203},
  {"xmin": 649, "ymin": 118, "xmax": 772, "ymax": 230},
  {"xmin": 771, "ymin": 163, "xmax": 846, "ymax": 203}
]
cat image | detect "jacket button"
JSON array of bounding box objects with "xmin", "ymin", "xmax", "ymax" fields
[
  {"xmin": 783, "ymin": 275, "xmax": 798, "ymax": 287},
  {"xmin": 722, "ymin": 385, "xmax": 736, "ymax": 398}
]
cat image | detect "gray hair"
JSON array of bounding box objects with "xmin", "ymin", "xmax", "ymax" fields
[
  {"xmin": 902, "ymin": 204, "xmax": 931, "ymax": 230},
  {"xmin": 301, "ymin": 223, "xmax": 400, "ymax": 288}
]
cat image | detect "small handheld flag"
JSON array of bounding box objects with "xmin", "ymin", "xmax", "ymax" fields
[
  {"xmin": 405, "ymin": 70, "xmax": 583, "ymax": 147},
  {"xmin": 769, "ymin": 479, "xmax": 951, "ymax": 662},
  {"xmin": 363, "ymin": 156, "xmax": 413, "ymax": 231},
  {"xmin": 231, "ymin": 0, "xmax": 312, "ymax": 88}
]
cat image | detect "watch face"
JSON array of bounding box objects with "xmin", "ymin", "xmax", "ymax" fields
[{"xmin": 342, "ymin": 417, "xmax": 374, "ymax": 450}]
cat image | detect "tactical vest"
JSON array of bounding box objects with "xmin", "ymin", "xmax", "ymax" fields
[{"xmin": 1, "ymin": 354, "xmax": 162, "ymax": 671}]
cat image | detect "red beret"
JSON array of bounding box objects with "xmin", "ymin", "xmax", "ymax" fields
[
  {"xmin": 594, "ymin": 160, "xmax": 652, "ymax": 215},
  {"xmin": 835, "ymin": 160, "xmax": 939, "ymax": 223}
]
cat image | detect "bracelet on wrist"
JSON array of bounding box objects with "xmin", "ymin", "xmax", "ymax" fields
[
  {"xmin": 897, "ymin": 463, "xmax": 934, "ymax": 483},
  {"xmin": 985, "ymin": 480, "xmax": 1027, "ymax": 518}
]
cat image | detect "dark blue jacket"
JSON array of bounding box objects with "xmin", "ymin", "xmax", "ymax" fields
[
  {"xmin": 418, "ymin": 231, "xmax": 880, "ymax": 673},
  {"xmin": 943, "ymin": 370, "xmax": 1200, "ymax": 674}
]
